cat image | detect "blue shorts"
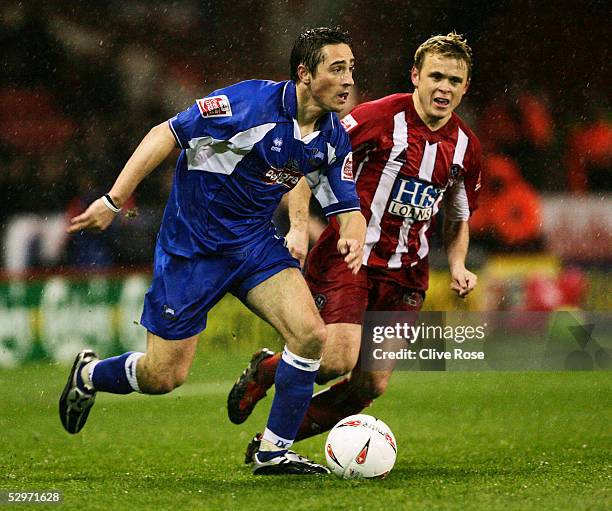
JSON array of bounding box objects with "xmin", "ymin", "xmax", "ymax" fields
[{"xmin": 140, "ymin": 235, "xmax": 299, "ymax": 340}]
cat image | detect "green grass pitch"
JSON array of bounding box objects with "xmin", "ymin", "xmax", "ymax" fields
[{"xmin": 0, "ymin": 349, "xmax": 610, "ymax": 510}]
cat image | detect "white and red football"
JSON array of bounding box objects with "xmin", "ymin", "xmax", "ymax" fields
[{"xmin": 324, "ymin": 414, "xmax": 397, "ymax": 479}]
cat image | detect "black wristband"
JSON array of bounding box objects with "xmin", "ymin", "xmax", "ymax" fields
[
  {"xmin": 104, "ymin": 194, "xmax": 120, "ymax": 210},
  {"xmin": 102, "ymin": 194, "xmax": 121, "ymax": 213}
]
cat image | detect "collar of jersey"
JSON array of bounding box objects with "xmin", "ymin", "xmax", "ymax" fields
[{"xmin": 281, "ymin": 80, "xmax": 335, "ymax": 136}]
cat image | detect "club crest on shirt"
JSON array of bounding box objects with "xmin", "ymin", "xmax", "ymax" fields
[
  {"xmin": 447, "ymin": 163, "xmax": 465, "ymax": 186},
  {"xmin": 340, "ymin": 114, "xmax": 358, "ymax": 132},
  {"xmin": 388, "ymin": 176, "xmax": 443, "ymax": 221},
  {"xmin": 196, "ymin": 95, "xmax": 232, "ymax": 118},
  {"xmin": 308, "ymin": 147, "xmax": 326, "ymax": 167},
  {"xmin": 450, "ymin": 163, "xmax": 464, "ymax": 180}
]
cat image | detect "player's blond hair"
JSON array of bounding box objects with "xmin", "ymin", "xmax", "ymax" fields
[{"xmin": 413, "ymin": 32, "xmax": 473, "ymax": 80}]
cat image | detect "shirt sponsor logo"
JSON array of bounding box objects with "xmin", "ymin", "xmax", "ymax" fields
[
  {"xmin": 262, "ymin": 159, "xmax": 301, "ymax": 189},
  {"xmin": 388, "ymin": 177, "xmax": 443, "ymax": 221},
  {"xmin": 341, "ymin": 153, "xmax": 354, "ymax": 181},
  {"xmin": 196, "ymin": 95, "xmax": 232, "ymax": 118},
  {"xmin": 340, "ymin": 114, "xmax": 358, "ymax": 132}
]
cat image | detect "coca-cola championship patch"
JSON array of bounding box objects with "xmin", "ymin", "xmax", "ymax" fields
[
  {"xmin": 340, "ymin": 114, "xmax": 358, "ymax": 132},
  {"xmin": 341, "ymin": 153, "xmax": 354, "ymax": 181},
  {"xmin": 196, "ymin": 95, "xmax": 232, "ymax": 118}
]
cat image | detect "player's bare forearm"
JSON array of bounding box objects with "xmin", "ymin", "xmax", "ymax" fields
[
  {"xmin": 288, "ymin": 177, "xmax": 311, "ymax": 232},
  {"xmin": 109, "ymin": 122, "xmax": 177, "ymax": 207},
  {"xmin": 68, "ymin": 122, "xmax": 176, "ymax": 233},
  {"xmin": 444, "ymin": 219, "xmax": 469, "ymax": 270},
  {"xmin": 336, "ymin": 210, "xmax": 366, "ymax": 274},
  {"xmin": 443, "ymin": 219, "xmax": 477, "ymax": 297},
  {"xmin": 285, "ymin": 178, "xmax": 312, "ymax": 267}
]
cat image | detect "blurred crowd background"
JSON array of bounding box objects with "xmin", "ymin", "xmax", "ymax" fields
[{"xmin": 1, "ymin": 0, "xmax": 610, "ymax": 313}]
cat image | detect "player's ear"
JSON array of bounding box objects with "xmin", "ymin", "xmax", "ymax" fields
[
  {"xmin": 297, "ymin": 64, "xmax": 311, "ymax": 85},
  {"xmin": 410, "ymin": 66, "xmax": 419, "ymax": 88},
  {"xmin": 464, "ymin": 78, "xmax": 470, "ymax": 93}
]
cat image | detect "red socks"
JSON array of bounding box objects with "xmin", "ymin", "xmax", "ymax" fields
[
  {"xmin": 296, "ymin": 378, "xmax": 372, "ymax": 441},
  {"xmin": 255, "ymin": 352, "xmax": 372, "ymax": 441}
]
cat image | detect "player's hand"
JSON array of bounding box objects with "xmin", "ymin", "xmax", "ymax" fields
[
  {"xmin": 337, "ymin": 238, "xmax": 363, "ymax": 275},
  {"xmin": 450, "ymin": 266, "xmax": 477, "ymax": 297},
  {"xmin": 67, "ymin": 198, "xmax": 117, "ymax": 233},
  {"xmin": 285, "ymin": 227, "xmax": 309, "ymax": 268}
]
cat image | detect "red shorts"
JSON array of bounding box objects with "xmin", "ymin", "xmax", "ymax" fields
[{"xmin": 304, "ymin": 226, "xmax": 425, "ymax": 325}]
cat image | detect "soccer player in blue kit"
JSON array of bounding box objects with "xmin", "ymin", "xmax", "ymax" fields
[{"xmin": 59, "ymin": 27, "xmax": 366, "ymax": 475}]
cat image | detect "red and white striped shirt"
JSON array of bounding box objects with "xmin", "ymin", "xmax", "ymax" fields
[{"xmin": 339, "ymin": 93, "xmax": 482, "ymax": 283}]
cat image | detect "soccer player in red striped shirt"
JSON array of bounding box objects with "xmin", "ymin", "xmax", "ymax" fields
[{"xmin": 229, "ymin": 33, "xmax": 483, "ymax": 449}]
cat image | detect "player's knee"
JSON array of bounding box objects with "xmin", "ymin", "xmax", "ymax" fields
[
  {"xmin": 318, "ymin": 358, "xmax": 353, "ymax": 382},
  {"xmin": 297, "ymin": 319, "xmax": 327, "ymax": 358},
  {"xmin": 354, "ymin": 374, "xmax": 390, "ymax": 400},
  {"xmin": 146, "ymin": 375, "xmax": 176, "ymax": 394},
  {"xmin": 173, "ymin": 366, "xmax": 189, "ymax": 388},
  {"xmin": 141, "ymin": 368, "xmax": 186, "ymax": 394},
  {"xmin": 368, "ymin": 378, "xmax": 389, "ymax": 399},
  {"xmin": 311, "ymin": 321, "xmax": 327, "ymax": 347}
]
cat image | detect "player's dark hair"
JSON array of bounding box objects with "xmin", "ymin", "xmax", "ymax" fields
[
  {"xmin": 290, "ymin": 27, "xmax": 352, "ymax": 82},
  {"xmin": 414, "ymin": 32, "xmax": 473, "ymax": 80}
]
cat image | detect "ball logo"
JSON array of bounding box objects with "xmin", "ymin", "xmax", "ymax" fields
[
  {"xmin": 339, "ymin": 419, "xmax": 362, "ymax": 427},
  {"xmin": 384, "ymin": 433, "xmax": 397, "ymax": 453},
  {"xmin": 326, "ymin": 443, "xmax": 343, "ymax": 467},
  {"xmin": 355, "ymin": 439, "xmax": 370, "ymax": 464}
]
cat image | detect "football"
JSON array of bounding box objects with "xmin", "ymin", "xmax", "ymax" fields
[{"xmin": 324, "ymin": 414, "xmax": 397, "ymax": 479}]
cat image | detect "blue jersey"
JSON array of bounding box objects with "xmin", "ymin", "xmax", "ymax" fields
[{"xmin": 160, "ymin": 79, "xmax": 360, "ymax": 256}]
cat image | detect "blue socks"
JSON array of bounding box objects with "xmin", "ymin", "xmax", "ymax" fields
[
  {"xmin": 90, "ymin": 352, "xmax": 144, "ymax": 394},
  {"xmin": 260, "ymin": 346, "xmax": 320, "ymax": 455}
]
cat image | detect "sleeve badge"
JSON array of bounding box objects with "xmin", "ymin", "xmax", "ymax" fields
[{"xmin": 196, "ymin": 95, "xmax": 232, "ymax": 118}]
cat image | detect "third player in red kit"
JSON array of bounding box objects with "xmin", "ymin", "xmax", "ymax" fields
[{"xmin": 229, "ymin": 32, "xmax": 483, "ymax": 449}]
